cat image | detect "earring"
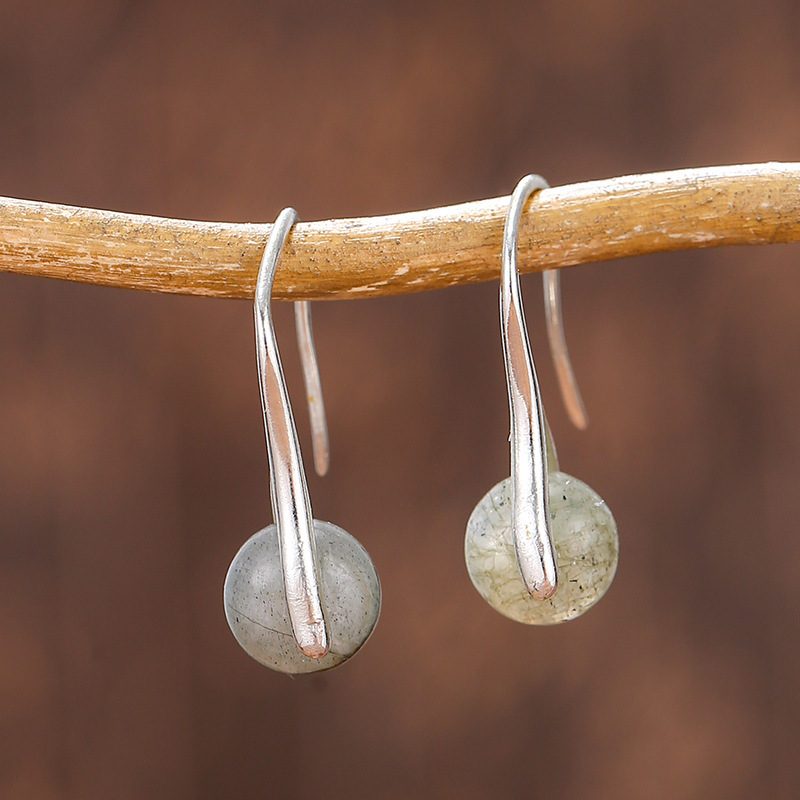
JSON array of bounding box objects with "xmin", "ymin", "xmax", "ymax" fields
[
  {"xmin": 464, "ymin": 175, "xmax": 618, "ymax": 624},
  {"xmin": 224, "ymin": 208, "xmax": 381, "ymax": 673}
]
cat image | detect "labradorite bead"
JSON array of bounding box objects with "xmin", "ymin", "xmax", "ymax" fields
[
  {"xmin": 465, "ymin": 472, "xmax": 618, "ymax": 624},
  {"xmin": 224, "ymin": 521, "xmax": 381, "ymax": 673}
]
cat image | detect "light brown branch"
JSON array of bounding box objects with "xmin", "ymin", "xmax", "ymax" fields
[{"xmin": 1, "ymin": 163, "xmax": 798, "ymax": 300}]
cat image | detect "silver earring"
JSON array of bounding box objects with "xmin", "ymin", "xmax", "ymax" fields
[
  {"xmin": 224, "ymin": 208, "xmax": 381, "ymax": 673},
  {"xmin": 464, "ymin": 175, "xmax": 618, "ymax": 624}
]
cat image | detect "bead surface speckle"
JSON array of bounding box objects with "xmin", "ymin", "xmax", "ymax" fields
[
  {"xmin": 465, "ymin": 472, "xmax": 618, "ymax": 624},
  {"xmin": 224, "ymin": 521, "xmax": 381, "ymax": 674}
]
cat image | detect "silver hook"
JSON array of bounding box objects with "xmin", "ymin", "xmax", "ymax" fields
[
  {"xmin": 543, "ymin": 269, "xmax": 588, "ymax": 429},
  {"xmin": 254, "ymin": 208, "xmax": 328, "ymax": 658},
  {"xmin": 502, "ymin": 174, "xmax": 558, "ymax": 599},
  {"xmin": 294, "ymin": 301, "xmax": 330, "ymax": 476}
]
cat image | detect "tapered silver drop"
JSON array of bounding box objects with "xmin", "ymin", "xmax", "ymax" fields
[
  {"xmin": 501, "ymin": 175, "xmax": 558, "ymax": 599},
  {"xmin": 254, "ymin": 208, "xmax": 328, "ymax": 658}
]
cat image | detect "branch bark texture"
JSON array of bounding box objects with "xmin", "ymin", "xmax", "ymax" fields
[{"xmin": 0, "ymin": 162, "xmax": 798, "ymax": 301}]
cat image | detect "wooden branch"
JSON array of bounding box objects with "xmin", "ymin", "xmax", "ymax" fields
[{"xmin": 1, "ymin": 163, "xmax": 798, "ymax": 301}]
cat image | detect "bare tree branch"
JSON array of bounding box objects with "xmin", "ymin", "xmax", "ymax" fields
[{"xmin": 1, "ymin": 163, "xmax": 798, "ymax": 300}]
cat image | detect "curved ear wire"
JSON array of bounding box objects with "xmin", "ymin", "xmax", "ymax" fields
[
  {"xmin": 294, "ymin": 301, "xmax": 330, "ymax": 476},
  {"xmin": 502, "ymin": 175, "xmax": 558, "ymax": 600},
  {"xmin": 543, "ymin": 269, "xmax": 588, "ymax": 430},
  {"xmin": 255, "ymin": 208, "xmax": 329, "ymax": 659}
]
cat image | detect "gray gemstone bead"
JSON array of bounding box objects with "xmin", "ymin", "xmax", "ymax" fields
[
  {"xmin": 224, "ymin": 521, "xmax": 381, "ymax": 674},
  {"xmin": 465, "ymin": 472, "xmax": 618, "ymax": 624}
]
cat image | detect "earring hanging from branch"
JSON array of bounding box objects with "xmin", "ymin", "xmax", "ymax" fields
[
  {"xmin": 224, "ymin": 207, "xmax": 381, "ymax": 675},
  {"xmin": 465, "ymin": 175, "xmax": 619, "ymax": 625}
]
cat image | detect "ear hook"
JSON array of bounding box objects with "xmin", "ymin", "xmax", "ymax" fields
[
  {"xmin": 543, "ymin": 269, "xmax": 589, "ymax": 430},
  {"xmin": 255, "ymin": 208, "xmax": 328, "ymax": 659},
  {"xmin": 502, "ymin": 174, "xmax": 558, "ymax": 600},
  {"xmin": 294, "ymin": 301, "xmax": 330, "ymax": 476}
]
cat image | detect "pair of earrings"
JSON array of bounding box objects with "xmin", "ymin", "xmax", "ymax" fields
[{"xmin": 224, "ymin": 176, "xmax": 618, "ymax": 675}]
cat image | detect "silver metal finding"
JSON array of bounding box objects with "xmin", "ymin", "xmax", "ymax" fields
[
  {"xmin": 543, "ymin": 269, "xmax": 588, "ymax": 430},
  {"xmin": 294, "ymin": 301, "xmax": 330, "ymax": 476},
  {"xmin": 502, "ymin": 175, "xmax": 558, "ymax": 599},
  {"xmin": 255, "ymin": 208, "xmax": 328, "ymax": 659}
]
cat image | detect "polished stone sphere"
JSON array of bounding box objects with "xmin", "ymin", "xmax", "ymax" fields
[
  {"xmin": 224, "ymin": 521, "xmax": 381, "ymax": 673},
  {"xmin": 465, "ymin": 471, "xmax": 618, "ymax": 624}
]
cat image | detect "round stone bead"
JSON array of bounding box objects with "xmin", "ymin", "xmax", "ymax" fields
[
  {"xmin": 224, "ymin": 521, "xmax": 381, "ymax": 674},
  {"xmin": 465, "ymin": 472, "xmax": 618, "ymax": 624}
]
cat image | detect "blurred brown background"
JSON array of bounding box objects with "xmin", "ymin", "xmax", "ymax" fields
[{"xmin": 1, "ymin": 1, "xmax": 800, "ymax": 798}]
